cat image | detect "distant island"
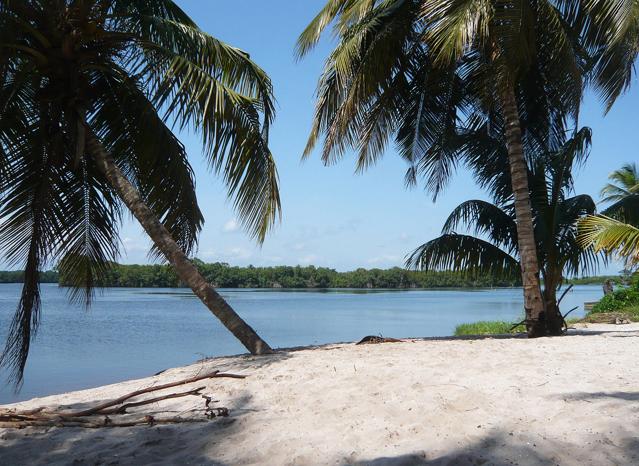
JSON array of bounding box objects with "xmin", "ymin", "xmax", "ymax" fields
[{"xmin": 0, "ymin": 262, "xmax": 618, "ymax": 289}]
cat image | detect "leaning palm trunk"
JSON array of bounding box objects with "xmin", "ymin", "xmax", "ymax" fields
[
  {"xmin": 86, "ymin": 131, "xmax": 272, "ymax": 355},
  {"xmin": 499, "ymin": 84, "xmax": 560, "ymax": 337}
]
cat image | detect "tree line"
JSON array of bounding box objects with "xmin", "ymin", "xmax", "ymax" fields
[
  {"xmin": 0, "ymin": 262, "xmax": 520, "ymax": 289},
  {"xmin": 0, "ymin": 263, "xmax": 619, "ymax": 288},
  {"xmin": 0, "ymin": 270, "xmax": 59, "ymax": 284}
]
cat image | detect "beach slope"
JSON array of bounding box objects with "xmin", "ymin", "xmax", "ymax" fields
[{"xmin": 1, "ymin": 323, "xmax": 638, "ymax": 465}]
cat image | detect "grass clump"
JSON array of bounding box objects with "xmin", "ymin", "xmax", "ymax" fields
[
  {"xmin": 454, "ymin": 316, "xmax": 585, "ymax": 336},
  {"xmin": 454, "ymin": 321, "xmax": 526, "ymax": 336}
]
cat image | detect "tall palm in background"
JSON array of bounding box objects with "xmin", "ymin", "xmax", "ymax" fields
[
  {"xmin": 297, "ymin": 0, "xmax": 588, "ymax": 336},
  {"xmin": 0, "ymin": 0, "xmax": 280, "ymax": 384},
  {"xmin": 598, "ymin": 163, "xmax": 639, "ymax": 225},
  {"xmin": 579, "ymin": 164, "xmax": 639, "ymax": 268},
  {"xmin": 408, "ymin": 128, "xmax": 600, "ymax": 321},
  {"xmin": 600, "ymin": 164, "xmax": 639, "ymax": 204}
]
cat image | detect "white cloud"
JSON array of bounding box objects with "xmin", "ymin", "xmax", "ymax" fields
[
  {"xmin": 299, "ymin": 254, "xmax": 319, "ymax": 265},
  {"xmin": 228, "ymin": 247, "xmax": 251, "ymax": 260},
  {"xmin": 199, "ymin": 247, "xmax": 252, "ymax": 262},
  {"xmin": 222, "ymin": 218, "xmax": 240, "ymax": 233},
  {"xmin": 200, "ymin": 249, "xmax": 217, "ymax": 261},
  {"xmin": 292, "ymin": 242, "xmax": 305, "ymax": 251},
  {"xmin": 122, "ymin": 236, "xmax": 147, "ymax": 252},
  {"xmin": 367, "ymin": 254, "xmax": 402, "ymax": 265}
]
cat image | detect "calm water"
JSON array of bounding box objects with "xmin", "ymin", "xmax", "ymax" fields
[{"xmin": 0, "ymin": 283, "xmax": 603, "ymax": 404}]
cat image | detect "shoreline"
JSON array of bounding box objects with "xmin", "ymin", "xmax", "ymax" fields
[
  {"xmin": 0, "ymin": 323, "xmax": 602, "ymax": 407},
  {"xmin": 2, "ymin": 323, "xmax": 638, "ymax": 465}
]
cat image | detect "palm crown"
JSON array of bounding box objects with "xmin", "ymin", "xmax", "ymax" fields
[
  {"xmin": 0, "ymin": 0, "xmax": 279, "ymax": 382},
  {"xmin": 296, "ymin": 0, "xmax": 586, "ymax": 188},
  {"xmin": 601, "ymin": 163, "xmax": 639, "ymax": 204},
  {"xmin": 408, "ymin": 127, "xmax": 600, "ymax": 307}
]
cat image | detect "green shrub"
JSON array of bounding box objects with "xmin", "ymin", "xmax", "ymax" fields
[
  {"xmin": 592, "ymin": 286, "xmax": 639, "ymax": 313},
  {"xmin": 454, "ymin": 320, "xmax": 526, "ymax": 336}
]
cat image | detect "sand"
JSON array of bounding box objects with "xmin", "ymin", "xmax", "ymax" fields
[{"xmin": 1, "ymin": 323, "xmax": 638, "ymax": 465}]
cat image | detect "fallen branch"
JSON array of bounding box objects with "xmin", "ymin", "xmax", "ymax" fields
[
  {"xmin": 65, "ymin": 370, "xmax": 244, "ymax": 417},
  {"xmin": 98, "ymin": 386, "xmax": 206, "ymax": 415},
  {"xmin": 0, "ymin": 369, "xmax": 245, "ymax": 429},
  {"xmin": 0, "ymin": 415, "xmax": 212, "ymax": 429}
]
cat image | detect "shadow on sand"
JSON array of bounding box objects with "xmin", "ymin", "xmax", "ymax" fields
[
  {"xmin": 0, "ymin": 392, "xmax": 254, "ymax": 465},
  {"xmin": 348, "ymin": 423, "xmax": 639, "ymax": 466}
]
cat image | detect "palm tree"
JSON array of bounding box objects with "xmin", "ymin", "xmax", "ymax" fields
[
  {"xmin": 0, "ymin": 0, "xmax": 280, "ymax": 383},
  {"xmin": 579, "ymin": 162, "xmax": 639, "ymax": 266},
  {"xmin": 601, "ymin": 164, "xmax": 639, "ymax": 204},
  {"xmin": 408, "ymin": 128, "xmax": 600, "ymax": 321},
  {"xmin": 297, "ymin": 0, "xmax": 587, "ymax": 336},
  {"xmin": 597, "ymin": 164, "xmax": 639, "ymax": 225}
]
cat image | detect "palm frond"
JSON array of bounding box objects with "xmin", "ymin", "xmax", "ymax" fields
[
  {"xmin": 579, "ymin": 215, "xmax": 639, "ymax": 264},
  {"xmin": 600, "ymin": 162, "xmax": 639, "ymax": 203},
  {"xmin": 406, "ymin": 233, "xmax": 520, "ymax": 279},
  {"xmin": 441, "ymin": 199, "xmax": 518, "ymax": 252},
  {"xmin": 583, "ymin": 0, "xmax": 639, "ymax": 110},
  {"xmin": 141, "ymin": 44, "xmax": 280, "ymax": 242},
  {"xmin": 601, "ymin": 194, "xmax": 639, "ymax": 225},
  {"xmin": 295, "ymin": 0, "xmax": 378, "ymax": 58},
  {"xmin": 302, "ymin": 0, "xmax": 422, "ymax": 167}
]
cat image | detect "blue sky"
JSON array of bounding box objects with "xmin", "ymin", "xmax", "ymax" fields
[{"xmin": 116, "ymin": 0, "xmax": 637, "ymax": 273}]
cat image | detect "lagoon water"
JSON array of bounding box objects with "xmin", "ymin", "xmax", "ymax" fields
[{"xmin": 0, "ymin": 283, "xmax": 603, "ymax": 404}]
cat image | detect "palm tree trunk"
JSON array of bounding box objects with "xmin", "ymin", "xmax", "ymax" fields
[
  {"xmin": 542, "ymin": 272, "xmax": 564, "ymax": 335},
  {"xmin": 544, "ymin": 292, "xmax": 564, "ymax": 336},
  {"xmin": 499, "ymin": 83, "xmax": 547, "ymax": 337},
  {"xmin": 85, "ymin": 131, "xmax": 273, "ymax": 355}
]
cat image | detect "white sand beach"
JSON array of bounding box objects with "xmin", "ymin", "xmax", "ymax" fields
[{"xmin": 1, "ymin": 323, "xmax": 638, "ymax": 466}]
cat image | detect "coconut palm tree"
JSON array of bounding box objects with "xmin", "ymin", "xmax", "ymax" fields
[
  {"xmin": 601, "ymin": 164, "xmax": 639, "ymax": 204},
  {"xmin": 597, "ymin": 164, "xmax": 639, "ymax": 226},
  {"xmin": 0, "ymin": 0, "xmax": 280, "ymax": 383},
  {"xmin": 408, "ymin": 128, "xmax": 600, "ymax": 321},
  {"xmin": 297, "ymin": 0, "xmax": 588, "ymax": 336},
  {"xmin": 579, "ymin": 163, "xmax": 639, "ymax": 267}
]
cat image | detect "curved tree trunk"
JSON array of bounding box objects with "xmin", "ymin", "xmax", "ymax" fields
[
  {"xmin": 85, "ymin": 131, "xmax": 273, "ymax": 355},
  {"xmin": 499, "ymin": 83, "xmax": 547, "ymax": 337}
]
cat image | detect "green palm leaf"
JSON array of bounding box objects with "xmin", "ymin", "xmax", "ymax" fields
[
  {"xmin": 579, "ymin": 215, "xmax": 639, "ymax": 264},
  {"xmin": 441, "ymin": 199, "xmax": 518, "ymax": 253},
  {"xmin": 406, "ymin": 234, "xmax": 520, "ymax": 279}
]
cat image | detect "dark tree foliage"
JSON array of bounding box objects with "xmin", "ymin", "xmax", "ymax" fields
[{"xmin": 50, "ymin": 262, "xmax": 519, "ymax": 289}]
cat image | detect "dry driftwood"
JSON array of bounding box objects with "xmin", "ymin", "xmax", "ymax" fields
[
  {"xmin": 356, "ymin": 335, "xmax": 403, "ymax": 345},
  {"xmin": 0, "ymin": 370, "xmax": 245, "ymax": 429}
]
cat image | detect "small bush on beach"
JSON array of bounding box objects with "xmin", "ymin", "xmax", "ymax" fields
[
  {"xmin": 592, "ymin": 283, "xmax": 639, "ymax": 314},
  {"xmin": 454, "ymin": 321, "xmax": 526, "ymax": 336}
]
